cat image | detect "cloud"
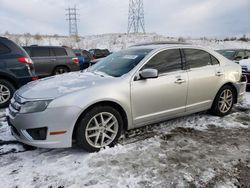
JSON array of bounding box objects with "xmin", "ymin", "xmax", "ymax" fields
[{"xmin": 0, "ymin": 0, "xmax": 249, "ymax": 38}]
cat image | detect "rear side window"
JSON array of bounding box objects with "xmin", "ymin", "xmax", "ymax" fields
[
  {"xmin": 23, "ymin": 47, "xmax": 31, "ymax": 56},
  {"xmin": 54, "ymin": 48, "xmax": 67, "ymax": 56},
  {"xmin": 0, "ymin": 42, "xmax": 11, "ymax": 54},
  {"xmin": 143, "ymin": 49, "xmax": 182, "ymax": 74},
  {"xmin": 184, "ymin": 49, "xmax": 212, "ymax": 68},
  {"xmin": 95, "ymin": 49, "xmax": 102, "ymax": 56},
  {"xmin": 32, "ymin": 47, "xmax": 50, "ymax": 57}
]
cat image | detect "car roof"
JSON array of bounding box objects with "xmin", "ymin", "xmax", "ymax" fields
[
  {"xmin": 130, "ymin": 41, "xmax": 190, "ymax": 47},
  {"xmin": 23, "ymin": 45, "xmax": 69, "ymax": 48},
  {"xmin": 129, "ymin": 41, "xmax": 195, "ymax": 50},
  {"xmin": 129, "ymin": 42, "xmax": 203, "ymax": 51},
  {"xmin": 0, "ymin": 36, "xmax": 8, "ymax": 40}
]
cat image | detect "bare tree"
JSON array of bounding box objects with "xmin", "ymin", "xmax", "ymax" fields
[
  {"xmin": 23, "ymin": 33, "xmax": 32, "ymax": 46},
  {"xmin": 34, "ymin": 33, "xmax": 42, "ymax": 41},
  {"xmin": 4, "ymin": 31, "xmax": 10, "ymax": 36}
]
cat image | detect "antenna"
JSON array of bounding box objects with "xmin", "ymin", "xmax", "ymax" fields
[
  {"xmin": 127, "ymin": 0, "xmax": 145, "ymax": 34},
  {"xmin": 66, "ymin": 5, "xmax": 79, "ymax": 36}
]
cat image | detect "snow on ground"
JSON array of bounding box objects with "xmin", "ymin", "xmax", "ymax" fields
[
  {"xmin": 3, "ymin": 33, "xmax": 250, "ymax": 52},
  {"xmin": 0, "ymin": 94, "xmax": 250, "ymax": 188}
]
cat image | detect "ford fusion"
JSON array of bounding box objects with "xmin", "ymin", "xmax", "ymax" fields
[{"xmin": 7, "ymin": 44, "xmax": 246, "ymax": 152}]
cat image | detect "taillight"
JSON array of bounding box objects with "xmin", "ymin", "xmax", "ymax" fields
[
  {"xmin": 18, "ymin": 57, "xmax": 33, "ymax": 65},
  {"xmin": 32, "ymin": 76, "xmax": 38, "ymax": 81},
  {"xmin": 72, "ymin": 57, "xmax": 79, "ymax": 63}
]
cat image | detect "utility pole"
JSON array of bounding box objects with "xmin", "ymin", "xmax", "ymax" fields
[
  {"xmin": 127, "ymin": 0, "xmax": 145, "ymax": 34},
  {"xmin": 66, "ymin": 5, "xmax": 79, "ymax": 37}
]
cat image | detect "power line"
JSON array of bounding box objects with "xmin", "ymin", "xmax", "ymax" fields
[
  {"xmin": 127, "ymin": 0, "xmax": 145, "ymax": 34},
  {"xmin": 66, "ymin": 5, "xmax": 79, "ymax": 36}
]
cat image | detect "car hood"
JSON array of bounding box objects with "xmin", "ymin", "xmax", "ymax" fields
[
  {"xmin": 239, "ymin": 59, "xmax": 250, "ymax": 66},
  {"xmin": 17, "ymin": 71, "xmax": 114, "ymax": 99}
]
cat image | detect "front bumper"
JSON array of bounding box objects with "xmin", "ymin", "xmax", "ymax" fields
[{"xmin": 7, "ymin": 105, "xmax": 81, "ymax": 148}]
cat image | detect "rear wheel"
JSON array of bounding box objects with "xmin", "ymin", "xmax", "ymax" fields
[
  {"xmin": 211, "ymin": 85, "xmax": 235, "ymax": 116},
  {"xmin": 76, "ymin": 106, "xmax": 123, "ymax": 152},
  {"xmin": 53, "ymin": 66, "xmax": 69, "ymax": 75},
  {"xmin": 0, "ymin": 79, "xmax": 15, "ymax": 108}
]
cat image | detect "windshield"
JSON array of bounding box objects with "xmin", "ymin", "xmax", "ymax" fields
[
  {"xmin": 217, "ymin": 50, "xmax": 236, "ymax": 60},
  {"xmin": 88, "ymin": 48, "xmax": 153, "ymax": 77}
]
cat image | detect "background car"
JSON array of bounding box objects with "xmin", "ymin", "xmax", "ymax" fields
[
  {"xmin": 217, "ymin": 49, "xmax": 250, "ymax": 61},
  {"xmin": 0, "ymin": 37, "xmax": 37, "ymax": 107},
  {"xmin": 23, "ymin": 45, "xmax": 79, "ymax": 77},
  {"xmin": 8, "ymin": 43, "xmax": 246, "ymax": 152},
  {"xmin": 238, "ymin": 58, "xmax": 250, "ymax": 87},
  {"xmin": 89, "ymin": 49, "xmax": 111, "ymax": 59},
  {"xmin": 74, "ymin": 49, "xmax": 93, "ymax": 69}
]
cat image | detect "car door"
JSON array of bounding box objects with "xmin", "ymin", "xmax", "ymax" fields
[
  {"xmin": 131, "ymin": 49, "xmax": 188, "ymax": 127},
  {"xmin": 53, "ymin": 47, "xmax": 68, "ymax": 67},
  {"xmin": 31, "ymin": 47, "xmax": 55, "ymax": 77},
  {"xmin": 183, "ymin": 48, "xmax": 224, "ymax": 112},
  {"xmin": 245, "ymin": 50, "xmax": 250, "ymax": 59}
]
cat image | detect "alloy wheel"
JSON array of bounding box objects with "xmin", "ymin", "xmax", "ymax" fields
[
  {"xmin": 0, "ymin": 84, "xmax": 11, "ymax": 104},
  {"xmin": 218, "ymin": 89, "xmax": 233, "ymax": 113},
  {"xmin": 85, "ymin": 112, "xmax": 119, "ymax": 148}
]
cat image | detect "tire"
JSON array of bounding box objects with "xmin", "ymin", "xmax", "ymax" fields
[
  {"xmin": 76, "ymin": 106, "xmax": 123, "ymax": 152},
  {"xmin": 53, "ymin": 66, "xmax": 69, "ymax": 75},
  {"xmin": 210, "ymin": 85, "xmax": 235, "ymax": 116},
  {"xmin": 0, "ymin": 79, "xmax": 15, "ymax": 108},
  {"xmin": 22, "ymin": 143, "xmax": 36, "ymax": 151}
]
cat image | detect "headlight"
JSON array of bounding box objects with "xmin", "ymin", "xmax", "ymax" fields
[{"xmin": 20, "ymin": 100, "xmax": 52, "ymax": 114}]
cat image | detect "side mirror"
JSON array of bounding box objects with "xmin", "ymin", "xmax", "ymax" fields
[{"xmin": 140, "ymin": 68, "xmax": 158, "ymax": 79}]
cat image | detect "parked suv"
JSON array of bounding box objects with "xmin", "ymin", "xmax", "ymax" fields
[
  {"xmin": 0, "ymin": 37, "xmax": 37, "ymax": 107},
  {"xmin": 23, "ymin": 46, "xmax": 79, "ymax": 77},
  {"xmin": 8, "ymin": 43, "xmax": 246, "ymax": 152},
  {"xmin": 89, "ymin": 49, "xmax": 111, "ymax": 59}
]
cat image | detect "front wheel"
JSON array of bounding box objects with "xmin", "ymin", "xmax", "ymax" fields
[
  {"xmin": 211, "ymin": 85, "xmax": 235, "ymax": 116},
  {"xmin": 76, "ymin": 106, "xmax": 123, "ymax": 152}
]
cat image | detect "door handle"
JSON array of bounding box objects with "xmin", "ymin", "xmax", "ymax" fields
[
  {"xmin": 50, "ymin": 59, "xmax": 56, "ymax": 62},
  {"xmin": 175, "ymin": 79, "xmax": 186, "ymax": 84},
  {"xmin": 216, "ymin": 71, "xmax": 224, "ymax": 76}
]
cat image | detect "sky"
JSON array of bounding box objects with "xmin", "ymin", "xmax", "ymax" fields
[{"xmin": 0, "ymin": 0, "xmax": 249, "ymax": 38}]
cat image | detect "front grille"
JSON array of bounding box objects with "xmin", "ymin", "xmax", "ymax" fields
[{"xmin": 8, "ymin": 94, "xmax": 23, "ymax": 117}]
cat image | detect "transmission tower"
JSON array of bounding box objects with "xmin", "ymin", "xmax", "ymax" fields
[
  {"xmin": 66, "ymin": 6, "xmax": 79, "ymax": 36},
  {"xmin": 127, "ymin": 0, "xmax": 145, "ymax": 34}
]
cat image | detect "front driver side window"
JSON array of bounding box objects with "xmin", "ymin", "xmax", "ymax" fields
[{"xmin": 142, "ymin": 49, "xmax": 182, "ymax": 74}]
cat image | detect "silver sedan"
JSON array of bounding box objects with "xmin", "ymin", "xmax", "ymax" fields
[{"xmin": 7, "ymin": 43, "xmax": 246, "ymax": 152}]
